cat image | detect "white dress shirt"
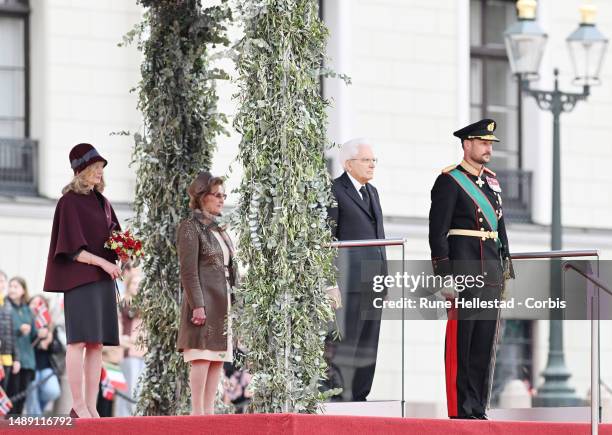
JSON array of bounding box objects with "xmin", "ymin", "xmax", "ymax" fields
[{"xmin": 346, "ymin": 171, "xmax": 366, "ymax": 200}]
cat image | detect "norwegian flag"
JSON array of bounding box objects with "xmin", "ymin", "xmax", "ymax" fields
[
  {"xmin": 100, "ymin": 367, "xmax": 115, "ymax": 400},
  {"xmin": 32, "ymin": 298, "xmax": 51, "ymax": 329},
  {"xmin": 0, "ymin": 386, "xmax": 13, "ymax": 416}
]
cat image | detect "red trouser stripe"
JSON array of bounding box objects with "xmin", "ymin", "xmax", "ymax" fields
[{"xmin": 445, "ymin": 307, "xmax": 458, "ymax": 417}]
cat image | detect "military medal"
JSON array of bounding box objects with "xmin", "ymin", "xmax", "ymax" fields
[
  {"xmin": 486, "ymin": 176, "xmax": 501, "ymax": 193},
  {"xmin": 476, "ymin": 177, "xmax": 484, "ymax": 188}
]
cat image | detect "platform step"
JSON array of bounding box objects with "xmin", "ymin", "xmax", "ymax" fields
[
  {"xmin": 488, "ymin": 406, "xmax": 592, "ymax": 422},
  {"xmin": 320, "ymin": 400, "xmax": 403, "ymax": 417}
]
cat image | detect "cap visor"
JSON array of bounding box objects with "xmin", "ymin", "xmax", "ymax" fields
[{"xmin": 467, "ymin": 134, "xmax": 499, "ymax": 142}]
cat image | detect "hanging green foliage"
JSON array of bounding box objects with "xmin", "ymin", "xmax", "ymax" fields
[
  {"xmin": 232, "ymin": 0, "xmax": 337, "ymax": 413},
  {"xmin": 125, "ymin": 0, "xmax": 231, "ymax": 415}
]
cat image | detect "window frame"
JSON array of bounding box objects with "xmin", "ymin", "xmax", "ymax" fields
[
  {"xmin": 470, "ymin": 0, "xmax": 522, "ymax": 170},
  {"xmin": 0, "ymin": 0, "xmax": 30, "ymax": 138}
]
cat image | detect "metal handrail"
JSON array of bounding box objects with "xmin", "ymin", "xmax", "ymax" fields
[
  {"xmin": 511, "ymin": 249, "xmax": 599, "ymax": 260},
  {"xmin": 563, "ymin": 263, "xmax": 612, "ymax": 297},
  {"xmin": 498, "ymin": 250, "xmax": 601, "ymax": 433},
  {"xmin": 327, "ymin": 239, "xmax": 605, "ymax": 428},
  {"xmin": 330, "ymin": 237, "xmax": 407, "ymax": 415},
  {"xmin": 490, "ymin": 250, "xmax": 601, "ymax": 433},
  {"xmin": 330, "ymin": 242, "xmax": 600, "ymax": 258},
  {"xmin": 563, "ymin": 262, "xmax": 611, "ymax": 435},
  {"xmin": 330, "ymin": 238, "xmax": 405, "ymax": 248}
]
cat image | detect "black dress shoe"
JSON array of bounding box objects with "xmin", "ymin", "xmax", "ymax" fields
[{"xmin": 474, "ymin": 414, "xmax": 488, "ymax": 420}]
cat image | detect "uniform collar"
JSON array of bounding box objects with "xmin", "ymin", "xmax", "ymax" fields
[{"xmin": 460, "ymin": 159, "xmax": 484, "ymax": 178}]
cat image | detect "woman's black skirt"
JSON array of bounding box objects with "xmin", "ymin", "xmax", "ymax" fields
[{"xmin": 64, "ymin": 280, "xmax": 119, "ymax": 346}]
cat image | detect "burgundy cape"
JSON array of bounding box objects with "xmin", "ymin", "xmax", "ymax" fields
[{"xmin": 43, "ymin": 190, "xmax": 120, "ymax": 292}]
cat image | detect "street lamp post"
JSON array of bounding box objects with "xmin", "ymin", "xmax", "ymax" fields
[{"xmin": 504, "ymin": 0, "xmax": 608, "ymax": 407}]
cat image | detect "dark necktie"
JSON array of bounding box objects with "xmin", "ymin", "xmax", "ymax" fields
[{"xmin": 360, "ymin": 185, "xmax": 371, "ymax": 212}]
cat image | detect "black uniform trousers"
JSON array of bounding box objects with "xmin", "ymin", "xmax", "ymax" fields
[{"xmin": 445, "ymin": 285, "xmax": 501, "ymax": 418}]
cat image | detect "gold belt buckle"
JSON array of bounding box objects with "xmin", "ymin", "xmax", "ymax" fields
[{"xmin": 482, "ymin": 231, "xmax": 497, "ymax": 240}]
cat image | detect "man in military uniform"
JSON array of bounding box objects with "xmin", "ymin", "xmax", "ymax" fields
[{"xmin": 428, "ymin": 119, "xmax": 513, "ymax": 420}]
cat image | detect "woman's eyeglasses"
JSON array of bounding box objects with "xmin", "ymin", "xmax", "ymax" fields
[{"xmin": 208, "ymin": 192, "xmax": 227, "ymax": 200}]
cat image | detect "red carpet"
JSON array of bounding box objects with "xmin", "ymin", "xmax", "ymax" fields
[{"xmin": 2, "ymin": 414, "xmax": 611, "ymax": 434}]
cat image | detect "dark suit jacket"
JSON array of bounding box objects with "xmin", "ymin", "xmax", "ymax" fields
[
  {"xmin": 327, "ymin": 172, "xmax": 385, "ymax": 240},
  {"xmin": 328, "ymin": 172, "xmax": 385, "ymax": 242},
  {"xmin": 328, "ymin": 172, "xmax": 386, "ymax": 297}
]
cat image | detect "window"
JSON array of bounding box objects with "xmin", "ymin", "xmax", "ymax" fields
[
  {"xmin": 470, "ymin": 0, "xmax": 520, "ymax": 171},
  {"xmin": 0, "ymin": 0, "xmax": 36, "ymax": 196},
  {"xmin": 0, "ymin": 0, "xmax": 29, "ymax": 139}
]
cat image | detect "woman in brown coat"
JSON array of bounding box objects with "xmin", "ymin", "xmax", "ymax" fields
[{"xmin": 177, "ymin": 171, "xmax": 236, "ymax": 415}]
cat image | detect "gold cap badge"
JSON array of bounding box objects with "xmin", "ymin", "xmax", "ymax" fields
[{"xmin": 487, "ymin": 122, "xmax": 495, "ymax": 132}]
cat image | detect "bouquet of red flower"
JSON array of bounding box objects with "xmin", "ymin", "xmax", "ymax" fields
[{"xmin": 104, "ymin": 229, "xmax": 144, "ymax": 264}]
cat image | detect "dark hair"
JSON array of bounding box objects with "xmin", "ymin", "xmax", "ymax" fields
[
  {"xmin": 9, "ymin": 276, "xmax": 30, "ymax": 304},
  {"xmin": 187, "ymin": 171, "xmax": 224, "ymax": 210}
]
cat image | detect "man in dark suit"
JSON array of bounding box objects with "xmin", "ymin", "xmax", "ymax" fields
[
  {"xmin": 327, "ymin": 138, "xmax": 386, "ymax": 402},
  {"xmin": 428, "ymin": 119, "xmax": 513, "ymax": 419}
]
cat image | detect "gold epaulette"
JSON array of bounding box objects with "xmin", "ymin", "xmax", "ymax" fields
[
  {"xmin": 483, "ymin": 167, "xmax": 496, "ymax": 176},
  {"xmin": 441, "ymin": 164, "xmax": 457, "ymax": 174}
]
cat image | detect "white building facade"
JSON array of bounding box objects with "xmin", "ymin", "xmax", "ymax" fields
[{"xmin": 1, "ymin": 0, "xmax": 611, "ymax": 417}]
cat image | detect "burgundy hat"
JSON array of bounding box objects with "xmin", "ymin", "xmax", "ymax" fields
[{"xmin": 69, "ymin": 143, "xmax": 107, "ymax": 174}]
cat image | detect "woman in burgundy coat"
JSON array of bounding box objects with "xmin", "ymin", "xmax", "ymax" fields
[{"xmin": 43, "ymin": 143, "xmax": 122, "ymax": 418}]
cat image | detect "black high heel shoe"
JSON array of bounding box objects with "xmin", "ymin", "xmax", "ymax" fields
[{"xmin": 69, "ymin": 408, "xmax": 79, "ymax": 418}]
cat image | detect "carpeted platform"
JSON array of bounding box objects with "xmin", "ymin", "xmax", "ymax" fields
[{"xmin": 2, "ymin": 414, "xmax": 611, "ymax": 434}]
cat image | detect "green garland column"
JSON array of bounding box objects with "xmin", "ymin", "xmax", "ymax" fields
[
  {"xmin": 129, "ymin": 0, "xmax": 231, "ymax": 415},
  {"xmin": 233, "ymin": 0, "xmax": 337, "ymax": 413}
]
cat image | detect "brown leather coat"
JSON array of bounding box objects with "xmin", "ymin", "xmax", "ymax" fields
[{"xmin": 176, "ymin": 214, "xmax": 235, "ymax": 352}]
